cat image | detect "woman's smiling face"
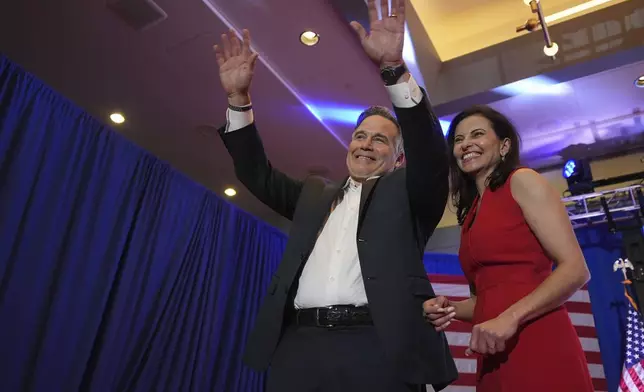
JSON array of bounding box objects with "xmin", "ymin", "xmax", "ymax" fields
[{"xmin": 452, "ymin": 114, "xmax": 509, "ymax": 176}]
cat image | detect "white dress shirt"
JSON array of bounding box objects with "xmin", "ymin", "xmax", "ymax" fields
[
  {"xmin": 294, "ymin": 177, "xmax": 368, "ymax": 308},
  {"xmin": 225, "ymin": 74, "xmax": 423, "ymax": 308}
]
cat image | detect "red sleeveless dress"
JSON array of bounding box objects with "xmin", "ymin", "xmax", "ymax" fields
[{"xmin": 458, "ymin": 171, "xmax": 594, "ymax": 391}]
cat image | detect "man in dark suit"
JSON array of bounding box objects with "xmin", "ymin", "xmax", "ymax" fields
[{"xmin": 213, "ymin": 0, "xmax": 457, "ymax": 390}]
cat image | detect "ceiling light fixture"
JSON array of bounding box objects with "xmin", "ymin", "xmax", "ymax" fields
[
  {"xmin": 543, "ymin": 42, "xmax": 559, "ymax": 56},
  {"xmin": 516, "ymin": 0, "xmax": 559, "ymax": 58},
  {"xmin": 636, "ymin": 75, "xmax": 644, "ymax": 88},
  {"xmin": 300, "ymin": 31, "xmax": 320, "ymax": 46},
  {"xmin": 109, "ymin": 112, "xmax": 125, "ymax": 124},
  {"xmin": 224, "ymin": 188, "xmax": 237, "ymax": 197}
]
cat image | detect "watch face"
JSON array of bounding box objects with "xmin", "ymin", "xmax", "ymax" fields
[
  {"xmin": 383, "ymin": 65, "xmax": 404, "ymax": 75},
  {"xmin": 382, "ymin": 68, "xmax": 401, "ymax": 83},
  {"xmin": 383, "ymin": 68, "xmax": 398, "ymax": 77}
]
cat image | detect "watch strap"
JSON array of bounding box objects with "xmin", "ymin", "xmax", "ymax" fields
[
  {"xmin": 228, "ymin": 104, "xmax": 252, "ymax": 112},
  {"xmin": 380, "ymin": 63, "xmax": 407, "ymax": 86}
]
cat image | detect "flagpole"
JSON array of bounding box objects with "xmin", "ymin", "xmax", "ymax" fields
[
  {"xmin": 614, "ymin": 258, "xmax": 639, "ymax": 311},
  {"xmin": 614, "ymin": 257, "xmax": 644, "ymax": 392}
]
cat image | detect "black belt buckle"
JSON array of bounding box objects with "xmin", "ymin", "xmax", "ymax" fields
[{"xmin": 315, "ymin": 307, "xmax": 336, "ymax": 328}]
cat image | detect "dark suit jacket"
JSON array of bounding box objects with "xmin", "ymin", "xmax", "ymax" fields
[{"xmin": 219, "ymin": 92, "xmax": 458, "ymax": 389}]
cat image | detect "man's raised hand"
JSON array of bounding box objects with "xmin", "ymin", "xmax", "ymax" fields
[
  {"xmin": 213, "ymin": 29, "xmax": 259, "ymax": 106},
  {"xmin": 350, "ymin": 0, "xmax": 405, "ymax": 68}
]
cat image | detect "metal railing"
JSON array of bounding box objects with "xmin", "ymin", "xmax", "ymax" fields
[{"xmin": 562, "ymin": 184, "xmax": 642, "ymax": 229}]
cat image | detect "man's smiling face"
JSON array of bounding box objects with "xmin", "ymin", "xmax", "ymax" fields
[{"xmin": 346, "ymin": 114, "xmax": 402, "ymax": 181}]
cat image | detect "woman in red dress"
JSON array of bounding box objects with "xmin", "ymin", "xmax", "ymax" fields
[{"xmin": 424, "ymin": 106, "xmax": 594, "ymax": 391}]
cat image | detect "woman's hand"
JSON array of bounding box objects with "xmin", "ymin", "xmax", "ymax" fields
[
  {"xmin": 466, "ymin": 313, "xmax": 519, "ymax": 356},
  {"xmin": 423, "ymin": 296, "xmax": 456, "ymax": 331}
]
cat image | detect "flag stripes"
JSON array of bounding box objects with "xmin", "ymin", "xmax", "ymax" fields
[{"xmin": 427, "ymin": 273, "xmax": 607, "ymax": 392}]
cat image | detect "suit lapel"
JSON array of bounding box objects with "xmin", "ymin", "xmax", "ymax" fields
[
  {"xmin": 357, "ymin": 177, "xmax": 381, "ymax": 232},
  {"xmin": 319, "ymin": 183, "xmax": 344, "ymax": 222},
  {"xmin": 305, "ymin": 182, "xmax": 344, "ymax": 251}
]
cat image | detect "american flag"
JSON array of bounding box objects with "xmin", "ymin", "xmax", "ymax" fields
[
  {"xmin": 618, "ymin": 301, "xmax": 644, "ymax": 391},
  {"xmin": 427, "ymin": 274, "xmax": 607, "ymax": 392}
]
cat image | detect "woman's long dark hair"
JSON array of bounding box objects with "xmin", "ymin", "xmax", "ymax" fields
[{"xmin": 446, "ymin": 105, "xmax": 521, "ymax": 226}]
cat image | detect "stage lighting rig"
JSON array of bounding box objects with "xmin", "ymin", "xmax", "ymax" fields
[
  {"xmin": 562, "ymin": 159, "xmax": 594, "ymax": 196},
  {"xmin": 516, "ymin": 0, "xmax": 559, "ymax": 58},
  {"xmin": 562, "ymin": 177, "xmax": 644, "ymax": 314},
  {"xmin": 561, "ymin": 165, "xmax": 644, "ymax": 315},
  {"xmin": 562, "ymin": 169, "xmax": 644, "ymax": 229}
]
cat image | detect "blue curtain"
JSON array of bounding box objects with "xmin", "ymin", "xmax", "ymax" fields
[
  {"xmin": 424, "ymin": 224, "xmax": 629, "ymax": 391},
  {"xmin": 574, "ymin": 225, "xmax": 627, "ymax": 391},
  {"xmin": 0, "ymin": 54, "xmax": 286, "ymax": 392}
]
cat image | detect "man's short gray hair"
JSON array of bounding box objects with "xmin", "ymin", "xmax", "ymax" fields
[{"xmin": 355, "ymin": 106, "xmax": 404, "ymax": 155}]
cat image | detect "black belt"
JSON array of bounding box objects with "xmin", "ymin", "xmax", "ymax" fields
[{"xmin": 294, "ymin": 305, "xmax": 373, "ymax": 328}]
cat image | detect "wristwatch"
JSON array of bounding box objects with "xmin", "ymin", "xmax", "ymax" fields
[{"xmin": 380, "ymin": 63, "xmax": 407, "ymax": 86}]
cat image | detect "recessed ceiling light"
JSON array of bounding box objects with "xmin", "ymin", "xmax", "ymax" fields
[
  {"xmin": 110, "ymin": 112, "xmax": 125, "ymax": 124},
  {"xmin": 635, "ymin": 75, "xmax": 644, "ymax": 88},
  {"xmin": 300, "ymin": 31, "xmax": 319, "ymax": 46},
  {"xmin": 224, "ymin": 188, "xmax": 237, "ymax": 197}
]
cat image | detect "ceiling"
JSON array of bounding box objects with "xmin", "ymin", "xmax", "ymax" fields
[
  {"xmin": 412, "ymin": 0, "xmax": 632, "ymax": 60},
  {"xmin": 447, "ymin": 59, "xmax": 644, "ymax": 169},
  {"xmin": 0, "ymin": 0, "xmax": 642, "ymax": 233}
]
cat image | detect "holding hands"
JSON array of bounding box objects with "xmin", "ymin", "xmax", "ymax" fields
[
  {"xmin": 424, "ymin": 296, "xmax": 520, "ymax": 357},
  {"xmin": 423, "ymin": 296, "xmax": 456, "ymax": 331}
]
